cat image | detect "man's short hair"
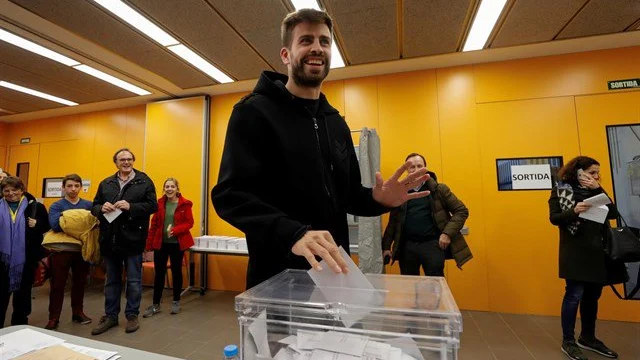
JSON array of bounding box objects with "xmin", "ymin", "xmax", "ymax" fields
[
  {"xmin": 112, "ymin": 148, "xmax": 136, "ymax": 163},
  {"xmin": 281, "ymin": 9, "xmax": 333, "ymax": 48},
  {"xmin": 1, "ymin": 176, "xmax": 25, "ymax": 192},
  {"xmin": 405, "ymin": 153, "xmax": 426, "ymax": 167},
  {"xmin": 63, "ymin": 173, "xmax": 82, "ymax": 187}
]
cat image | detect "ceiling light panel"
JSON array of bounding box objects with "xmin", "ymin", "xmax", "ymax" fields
[
  {"xmin": 73, "ymin": 65, "xmax": 151, "ymax": 95},
  {"xmin": 93, "ymin": 0, "xmax": 179, "ymax": 46},
  {"xmin": 463, "ymin": 0, "xmax": 508, "ymax": 52},
  {"xmin": 0, "ymin": 80, "xmax": 78, "ymax": 106},
  {"xmin": 167, "ymin": 45, "xmax": 233, "ymax": 83},
  {"xmin": 0, "ymin": 28, "xmax": 80, "ymax": 66}
]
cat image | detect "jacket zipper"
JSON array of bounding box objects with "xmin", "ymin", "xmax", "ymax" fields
[{"xmin": 312, "ymin": 117, "xmax": 332, "ymax": 198}]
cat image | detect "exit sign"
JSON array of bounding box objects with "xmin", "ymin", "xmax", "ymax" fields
[{"xmin": 608, "ymin": 78, "xmax": 640, "ymax": 90}]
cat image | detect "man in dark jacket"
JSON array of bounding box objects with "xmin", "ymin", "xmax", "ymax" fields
[
  {"xmin": 212, "ymin": 9, "xmax": 429, "ymax": 289},
  {"xmin": 91, "ymin": 148, "xmax": 157, "ymax": 335},
  {"xmin": 382, "ymin": 153, "xmax": 471, "ymax": 276}
]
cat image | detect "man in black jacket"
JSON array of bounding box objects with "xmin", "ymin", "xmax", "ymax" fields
[
  {"xmin": 212, "ymin": 9, "xmax": 429, "ymax": 289},
  {"xmin": 91, "ymin": 148, "xmax": 157, "ymax": 335}
]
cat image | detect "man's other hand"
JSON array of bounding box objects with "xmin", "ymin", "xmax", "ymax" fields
[{"xmin": 372, "ymin": 161, "xmax": 430, "ymax": 207}]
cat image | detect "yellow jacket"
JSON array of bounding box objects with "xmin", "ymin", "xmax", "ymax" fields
[{"xmin": 42, "ymin": 209, "xmax": 100, "ymax": 263}]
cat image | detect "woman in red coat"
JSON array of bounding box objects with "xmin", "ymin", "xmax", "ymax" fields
[{"xmin": 143, "ymin": 178, "xmax": 194, "ymax": 317}]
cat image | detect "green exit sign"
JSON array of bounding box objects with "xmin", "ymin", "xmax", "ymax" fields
[{"xmin": 608, "ymin": 78, "xmax": 640, "ymax": 90}]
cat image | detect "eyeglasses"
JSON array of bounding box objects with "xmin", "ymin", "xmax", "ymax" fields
[{"xmin": 117, "ymin": 158, "xmax": 134, "ymax": 163}]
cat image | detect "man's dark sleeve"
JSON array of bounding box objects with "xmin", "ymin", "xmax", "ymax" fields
[
  {"xmin": 129, "ymin": 180, "xmax": 158, "ymax": 217},
  {"xmin": 92, "ymin": 182, "xmax": 105, "ymax": 218},
  {"xmin": 211, "ymin": 103, "xmax": 308, "ymax": 252},
  {"xmin": 438, "ymin": 184, "xmax": 469, "ymax": 238}
]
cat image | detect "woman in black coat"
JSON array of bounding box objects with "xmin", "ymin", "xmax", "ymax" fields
[
  {"xmin": 0, "ymin": 176, "xmax": 50, "ymax": 327},
  {"xmin": 549, "ymin": 156, "xmax": 627, "ymax": 360}
]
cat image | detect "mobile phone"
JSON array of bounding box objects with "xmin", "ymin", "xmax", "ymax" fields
[{"xmin": 577, "ymin": 168, "xmax": 588, "ymax": 180}]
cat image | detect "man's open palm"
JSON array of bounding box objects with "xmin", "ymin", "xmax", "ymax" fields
[{"xmin": 372, "ymin": 161, "xmax": 430, "ymax": 207}]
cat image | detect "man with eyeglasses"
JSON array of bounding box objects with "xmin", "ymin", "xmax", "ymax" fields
[{"xmin": 91, "ymin": 148, "xmax": 157, "ymax": 335}]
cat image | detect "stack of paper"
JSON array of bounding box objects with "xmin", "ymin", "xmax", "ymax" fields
[
  {"xmin": 0, "ymin": 328, "xmax": 120, "ymax": 360},
  {"xmin": 271, "ymin": 330, "xmax": 422, "ymax": 360}
]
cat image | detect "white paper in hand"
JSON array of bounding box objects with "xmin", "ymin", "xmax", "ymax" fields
[
  {"xmin": 579, "ymin": 205, "xmax": 609, "ymax": 224},
  {"xmin": 307, "ymin": 247, "xmax": 374, "ymax": 291},
  {"xmin": 103, "ymin": 208, "xmax": 122, "ymax": 223}
]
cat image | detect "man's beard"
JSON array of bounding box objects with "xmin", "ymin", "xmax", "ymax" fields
[{"xmin": 291, "ymin": 56, "xmax": 330, "ymax": 88}]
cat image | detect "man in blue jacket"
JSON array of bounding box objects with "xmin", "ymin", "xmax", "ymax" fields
[
  {"xmin": 212, "ymin": 9, "xmax": 429, "ymax": 289},
  {"xmin": 45, "ymin": 174, "xmax": 93, "ymax": 330}
]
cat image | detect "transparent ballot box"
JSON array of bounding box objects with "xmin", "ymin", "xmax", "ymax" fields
[{"xmin": 235, "ymin": 269, "xmax": 462, "ymax": 360}]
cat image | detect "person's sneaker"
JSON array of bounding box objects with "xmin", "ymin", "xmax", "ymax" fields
[
  {"xmin": 142, "ymin": 304, "xmax": 161, "ymax": 318},
  {"xmin": 91, "ymin": 316, "xmax": 118, "ymax": 335},
  {"xmin": 170, "ymin": 301, "xmax": 180, "ymax": 315},
  {"xmin": 44, "ymin": 318, "xmax": 58, "ymax": 330},
  {"xmin": 125, "ymin": 314, "xmax": 139, "ymax": 333},
  {"xmin": 562, "ymin": 340, "xmax": 588, "ymax": 360},
  {"xmin": 72, "ymin": 312, "xmax": 92, "ymax": 325},
  {"xmin": 577, "ymin": 337, "xmax": 618, "ymax": 358}
]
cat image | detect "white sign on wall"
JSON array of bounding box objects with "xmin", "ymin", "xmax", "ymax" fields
[
  {"xmin": 511, "ymin": 164, "xmax": 552, "ymax": 190},
  {"xmin": 82, "ymin": 180, "xmax": 91, "ymax": 193},
  {"xmin": 44, "ymin": 179, "xmax": 63, "ymax": 198}
]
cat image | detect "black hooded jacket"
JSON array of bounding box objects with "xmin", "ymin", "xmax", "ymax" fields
[{"xmin": 212, "ymin": 71, "xmax": 387, "ymax": 288}]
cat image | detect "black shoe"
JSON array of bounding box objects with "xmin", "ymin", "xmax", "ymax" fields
[
  {"xmin": 91, "ymin": 316, "xmax": 118, "ymax": 335},
  {"xmin": 562, "ymin": 340, "xmax": 588, "ymax": 360},
  {"xmin": 72, "ymin": 312, "xmax": 92, "ymax": 325},
  {"xmin": 577, "ymin": 337, "xmax": 618, "ymax": 358}
]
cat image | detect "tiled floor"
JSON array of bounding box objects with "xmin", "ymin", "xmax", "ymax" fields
[{"xmin": 2, "ymin": 283, "xmax": 639, "ymax": 360}]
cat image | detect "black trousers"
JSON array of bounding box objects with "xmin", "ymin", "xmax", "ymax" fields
[
  {"xmin": 1, "ymin": 262, "xmax": 36, "ymax": 328},
  {"xmin": 398, "ymin": 240, "xmax": 445, "ymax": 276},
  {"xmin": 153, "ymin": 243, "xmax": 184, "ymax": 304}
]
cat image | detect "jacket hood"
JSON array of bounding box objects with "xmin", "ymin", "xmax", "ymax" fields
[
  {"xmin": 253, "ymin": 71, "xmax": 339, "ymax": 114},
  {"xmin": 427, "ymin": 171, "xmax": 438, "ymax": 182}
]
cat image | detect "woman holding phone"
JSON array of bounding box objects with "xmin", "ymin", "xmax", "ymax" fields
[
  {"xmin": 143, "ymin": 178, "xmax": 194, "ymax": 317},
  {"xmin": 548, "ymin": 156, "xmax": 627, "ymax": 360}
]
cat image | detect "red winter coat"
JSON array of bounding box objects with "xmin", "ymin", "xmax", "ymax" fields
[{"xmin": 146, "ymin": 195, "xmax": 194, "ymax": 251}]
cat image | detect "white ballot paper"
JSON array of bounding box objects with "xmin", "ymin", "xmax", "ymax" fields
[
  {"xmin": 103, "ymin": 208, "xmax": 122, "ymax": 223},
  {"xmin": 579, "ymin": 193, "xmax": 611, "ymax": 224},
  {"xmin": 314, "ymin": 331, "xmax": 368, "ymax": 357},
  {"xmin": 307, "ymin": 247, "xmax": 383, "ymax": 327},
  {"xmin": 310, "ymin": 349, "xmax": 360, "ymax": 360},
  {"xmin": 248, "ymin": 310, "xmax": 272, "ymax": 358},
  {"xmin": 0, "ymin": 328, "xmax": 66, "ymax": 359},
  {"xmin": 362, "ymin": 340, "xmax": 392, "ymax": 360},
  {"xmin": 387, "ymin": 347, "xmax": 403, "ymax": 360},
  {"xmin": 297, "ymin": 330, "xmax": 324, "ymax": 351}
]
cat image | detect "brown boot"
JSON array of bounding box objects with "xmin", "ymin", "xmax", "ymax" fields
[
  {"xmin": 125, "ymin": 314, "xmax": 139, "ymax": 333},
  {"xmin": 91, "ymin": 316, "xmax": 118, "ymax": 335}
]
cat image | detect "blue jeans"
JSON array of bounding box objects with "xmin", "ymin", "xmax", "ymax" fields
[
  {"xmin": 104, "ymin": 253, "xmax": 142, "ymax": 320},
  {"xmin": 561, "ymin": 279, "xmax": 602, "ymax": 341}
]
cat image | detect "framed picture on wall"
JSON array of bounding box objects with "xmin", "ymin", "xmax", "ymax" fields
[
  {"xmin": 42, "ymin": 177, "xmax": 64, "ymax": 198},
  {"xmin": 496, "ymin": 156, "xmax": 563, "ymax": 191}
]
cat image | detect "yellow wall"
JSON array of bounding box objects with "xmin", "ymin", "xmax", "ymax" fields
[
  {"xmin": 4, "ymin": 106, "xmax": 146, "ymax": 208},
  {"xmin": 0, "ymin": 122, "xmax": 7, "ymax": 170},
  {"xmin": 207, "ymin": 46, "xmax": 640, "ymax": 321}
]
